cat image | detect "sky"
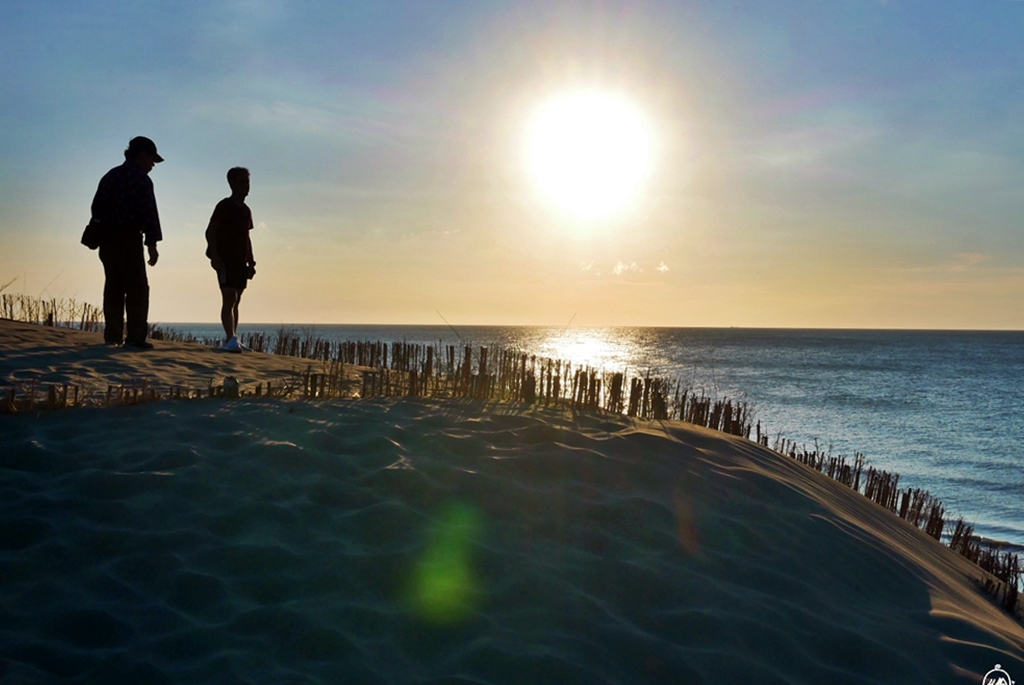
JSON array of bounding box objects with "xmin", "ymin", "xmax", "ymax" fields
[{"xmin": 3, "ymin": 0, "xmax": 1024, "ymax": 328}]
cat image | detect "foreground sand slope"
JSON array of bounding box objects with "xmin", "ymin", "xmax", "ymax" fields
[
  {"xmin": 2, "ymin": 392, "xmax": 1022, "ymax": 684},
  {"xmin": 0, "ymin": 319, "xmax": 360, "ymax": 397}
]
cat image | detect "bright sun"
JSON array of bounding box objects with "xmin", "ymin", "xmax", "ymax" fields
[{"xmin": 525, "ymin": 91, "xmax": 653, "ymax": 220}]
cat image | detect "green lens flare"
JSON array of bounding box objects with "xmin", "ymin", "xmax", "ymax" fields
[{"xmin": 409, "ymin": 503, "xmax": 481, "ymax": 624}]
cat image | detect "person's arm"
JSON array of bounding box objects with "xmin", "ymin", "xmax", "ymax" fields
[
  {"xmin": 206, "ymin": 221, "xmax": 223, "ymax": 269},
  {"xmin": 90, "ymin": 174, "xmax": 110, "ymax": 223},
  {"xmin": 244, "ymin": 207, "xmax": 255, "ymax": 277},
  {"xmin": 140, "ymin": 176, "xmax": 162, "ymax": 260},
  {"xmin": 206, "ymin": 200, "xmax": 229, "ymax": 270}
]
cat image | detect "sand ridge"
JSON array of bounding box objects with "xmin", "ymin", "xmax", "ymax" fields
[{"xmin": 0, "ymin": 319, "xmax": 362, "ymax": 399}]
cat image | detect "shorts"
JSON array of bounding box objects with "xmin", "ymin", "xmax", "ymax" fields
[{"xmin": 217, "ymin": 263, "xmax": 248, "ymax": 291}]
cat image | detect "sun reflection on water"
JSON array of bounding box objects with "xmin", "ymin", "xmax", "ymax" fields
[
  {"xmin": 534, "ymin": 330, "xmax": 624, "ymax": 369},
  {"xmin": 524, "ymin": 328, "xmax": 639, "ymax": 372}
]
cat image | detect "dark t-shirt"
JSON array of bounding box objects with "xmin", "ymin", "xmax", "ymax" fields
[{"xmin": 207, "ymin": 198, "xmax": 253, "ymax": 266}]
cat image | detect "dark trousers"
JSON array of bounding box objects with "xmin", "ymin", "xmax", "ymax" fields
[{"xmin": 99, "ymin": 239, "xmax": 149, "ymax": 344}]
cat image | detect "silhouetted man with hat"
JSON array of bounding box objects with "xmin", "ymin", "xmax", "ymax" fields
[{"xmin": 89, "ymin": 136, "xmax": 164, "ymax": 349}]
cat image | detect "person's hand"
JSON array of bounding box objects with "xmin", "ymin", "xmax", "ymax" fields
[{"xmin": 147, "ymin": 244, "xmax": 159, "ymax": 266}]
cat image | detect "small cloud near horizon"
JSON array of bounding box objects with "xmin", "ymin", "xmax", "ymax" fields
[
  {"xmin": 613, "ymin": 261, "xmax": 642, "ymax": 276},
  {"xmin": 948, "ymin": 252, "xmax": 993, "ymax": 272}
]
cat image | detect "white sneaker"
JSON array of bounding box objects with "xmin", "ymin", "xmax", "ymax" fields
[
  {"xmin": 238, "ymin": 339, "xmax": 252, "ymax": 352},
  {"xmin": 222, "ymin": 336, "xmax": 242, "ymax": 353}
]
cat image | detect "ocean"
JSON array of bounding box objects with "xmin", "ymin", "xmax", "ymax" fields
[{"xmin": 169, "ymin": 323, "xmax": 1024, "ymax": 549}]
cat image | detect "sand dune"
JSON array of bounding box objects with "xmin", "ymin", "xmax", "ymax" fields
[
  {"xmin": 1, "ymin": 321, "xmax": 1022, "ymax": 684},
  {"xmin": 0, "ymin": 319, "xmax": 358, "ymax": 399}
]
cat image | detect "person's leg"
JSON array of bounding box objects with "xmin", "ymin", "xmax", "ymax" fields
[
  {"xmin": 220, "ymin": 287, "xmax": 239, "ymax": 341},
  {"xmin": 123, "ymin": 240, "xmax": 150, "ymax": 345},
  {"xmin": 99, "ymin": 244, "xmax": 126, "ymax": 344},
  {"xmin": 233, "ymin": 290, "xmax": 242, "ymax": 335}
]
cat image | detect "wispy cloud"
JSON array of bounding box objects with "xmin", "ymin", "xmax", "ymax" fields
[
  {"xmin": 188, "ymin": 97, "xmax": 414, "ymax": 144},
  {"xmin": 884, "ymin": 252, "xmax": 996, "ymax": 275},
  {"xmin": 744, "ymin": 117, "xmax": 879, "ymax": 174},
  {"xmin": 949, "ymin": 252, "xmax": 992, "ymax": 271},
  {"xmin": 193, "ymin": 0, "xmax": 285, "ymax": 54}
]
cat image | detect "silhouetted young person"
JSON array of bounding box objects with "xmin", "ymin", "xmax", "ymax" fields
[
  {"xmin": 205, "ymin": 167, "xmax": 255, "ymax": 352},
  {"xmin": 90, "ymin": 136, "xmax": 164, "ymax": 349}
]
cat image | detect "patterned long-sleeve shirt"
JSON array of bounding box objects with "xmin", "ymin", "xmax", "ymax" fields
[{"xmin": 90, "ymin": 161, "xmax": 162, "ymax": 246}]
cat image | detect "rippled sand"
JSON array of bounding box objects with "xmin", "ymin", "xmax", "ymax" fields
[{"xmin": 3, "ymin": 394, "xmax": 1023, "ymax": 684}]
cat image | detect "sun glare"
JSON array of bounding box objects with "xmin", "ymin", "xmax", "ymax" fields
[{"xmin": 526, "ymin": 91, "xmax": 653, "ymax": 220}]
